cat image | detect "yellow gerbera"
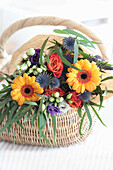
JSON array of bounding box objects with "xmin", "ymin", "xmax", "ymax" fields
[
  {"xmin": 11, "ymin": 73, "xmax": 44, "ymax": 105},
  {"xmin": 66, "ymin": 59, "xmax": 101, "ymax": 93}
]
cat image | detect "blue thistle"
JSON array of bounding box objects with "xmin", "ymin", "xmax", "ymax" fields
[
  {"xmin": 50, "ymin": 77, "xmax": 60, "ymax": 89},
  {"xmin": 63, "ymin": 37, "xmax": 75, "ymax": 51},
  {"xmin": 36, "ymin": 73, "xmax": 50, "ymax": 89},
  {"xmin": 80, "ymin": 91, "xmax": 91, "ymax": 102}
]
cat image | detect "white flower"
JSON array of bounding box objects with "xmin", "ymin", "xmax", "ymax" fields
[
  {"xmin": 54, "ymin": 92, "xmax": 59, "ymax": 98},
  {"xmin": 22, "ymin": 54, "xmax": 28, "ymax": 60},
  {"xmin": 27, "ymin": 48, "xmax": 35, "ymax": 56},
  {"xmin": 58, "ymin": 101, "xmax": 70, "ymax": 113},
  {"xmin": 21, "ymin": 63, "xmax": 28, "ymax": 71},
  {"xmin": 27, "ymin": 60, "xmax": 31, "ymax": 67},
  {"xmin": 37, "ymin": 68, "xmax": 42, "ymax": 73}
]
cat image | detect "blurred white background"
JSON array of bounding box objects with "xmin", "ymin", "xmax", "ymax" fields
[{"xmin": 0, "ymin": 1, "xmax": 113, "ymax": 170}]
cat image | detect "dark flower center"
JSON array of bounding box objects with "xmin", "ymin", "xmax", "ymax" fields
[
  {"xmin": 33, "ymin": 57, "xmax": 37, "ymax": 62},
  {"xmin": 25, "ymin": 88, "xmax": 31, "ymax": 94},
  {"xmin": 81, "ymin": 73, "xmax": 87, "ymax": 79}
]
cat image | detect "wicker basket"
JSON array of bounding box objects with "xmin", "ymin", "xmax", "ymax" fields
[{"xmin": 0, "ymin": 16, "xmax": 111, "ymax": 146}]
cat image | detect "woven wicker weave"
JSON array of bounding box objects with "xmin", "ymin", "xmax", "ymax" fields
[{"xmin": 0, "ymin": 16, "xmax": 109, "ymax": 146}]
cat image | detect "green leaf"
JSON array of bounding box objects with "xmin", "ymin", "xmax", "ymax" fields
[
  {"xmin": 41, "ymin": 131, "xmax": 52, "ymax": 147},
  {"xmin": 89, "ymin": 101, "xmax": 104, "ymax": 108},
  {"xmin": 101, "ymin": 76, "xmax": 113, "ymax": 82},
  {"xmin": 0, "ymin": 105, "xmax": 33, "ymax": 133},
  {"xmin": 83, "ymin": 102, "xmax": 92, "ymax": 130},
  {"xmin": 107, "ymin": 90, "xmax": 113, "ymax": 94},
  {"xmin": 73, "ymin": 40, "xmax": 78, "ymax": 64},
  {"xmin": 24, "ymin": 101, "xmax": 38, "ymax": 106},
  {"xmin": 51, "ymin": 115, "xmax": 56, "ymax": 143},
  {"xmin": 23, "ymin": 110, "xmax": 31, "ymax": 123},
  {"xmin": 46, "ymin": 50, "xmax": 55, "ymax": 65},
  {"xmin": 0, "ymin": 107, "xmax": 9, "ymax": 125},
  {"xmin": 40, "ymin": 37, "xmax": 49, "ymax": 68},
  {"xmin": 99, "ymin": 93, "xmax": 103, "ymax": 110},
  {"xmin": 55, "ymin": 45, "xmax": 81, "ymax": 71},
  {"xmin": 79, "ymin": 50, "xmax": 90, "ymax": 58},
  {"xmin": 17, "ymin": 121, "xmax": 25, "ymax": 130},
  {"xmin": 78, "ymin": 40, "xmax": 92, "ymax": 48},
  {"xmin": 31, "ymin": 115, "xmax": 37, "ymax": 128},
  {"xmin": 78, "ymin": 107, "xmax": 82, "ymax": 117},
  {"xmin": 53, "ymin": 29, "xmax": 69, "ymax": 35},
  {"xmin": 63, "ymin": 29, "xmax": 95, "ymax": 49},
  {"xmin": 38, "ymin": 112, "xmax": 47, "ymax": 142},
  {"xmin": 91, "ymin": 106, "xmax": 107, "ymax": 127},
  {"xmin": 91, "ymin": 41, "xmax": 102, "ymax": 44},
  {"xmin": 0, "ymin": 96, "xmax": 11, "ymax": 107},
  {"xmin": 9, "ymin": 104, "xmax": 19, "ymax": 120},
  {"xmin": 8, "ymin": 124, "xmax": 12, "ymax": 135},
  {"xmin": 0, "ymin": 76, "xmax": 5, "ymax": 80},
  {"xmin": 79, "ymin": 112, "xmax": 86, "ymax": 135}
]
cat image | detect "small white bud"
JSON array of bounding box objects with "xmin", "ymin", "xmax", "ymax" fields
[
  {"xmin": 27, "ymin": 48, "xmax": 35, "ymax": 56},
  {"xmin": 22, "ymin": 53, "xmax": 28, "ymax": 60},
  {"xmin": 29, "ymin": 68, "xmax": 33, "ymax": 73},
  {"xmin": 27, "ymin": 60, "xmax": 31, "ymax": 67},
  {"xmin": 59, "ymin": 97, "xmax": 64, "ymax": 102},
  {"xmin": 40, "ymin": 65, "xmax": 47, "ymax": 71},
  {"xmin": 56, "ymin": 97, "xmax": 61, "ymax": 103},
  {"xmin": 54, "ymin": 92, "xmax": 60, "ymax": 98},
  {"xmin": 21, "ymin": 63, "xmax": 28, "ymax": 71},
  {"xmin": 32, "ymin": 65, "xmax": 37, "ymax": 69},
  {"xmin": 54, "ymin": 102, "xmax": 57, "ymax": 107},
  {"xmin": 66, "ymin": 93, "xmax": 72, "ymax": 99},
  {"xmin": 49, "ymin": 97, "xmax": 55, "ymax": 102},
  {"xmin": 33, "ymin": 71, "xmax": 38, "ymax": 75},
  {"xmin": 37, "ymin": 68, "xmax": 42, "ymax": 73},
  {"xmin": 16, "ymin": 65, "xmax": 21, "ymax": 71}
]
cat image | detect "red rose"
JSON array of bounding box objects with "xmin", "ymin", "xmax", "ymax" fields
[
  {"xmin": 67, "ymin": 91, "xmax": 83, "ymax": 108},
  {"xmin": 47, "ymin": 53, "xmax": 63, "ymax": 78}
]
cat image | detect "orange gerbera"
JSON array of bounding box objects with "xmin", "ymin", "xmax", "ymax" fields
[
  {"xmin": 11, "ymin": 73, "xmax": 44, "ymax": 105},
  {"xmin": 66, "ymin": 59, "xmax": 101, "ymax": 93}
]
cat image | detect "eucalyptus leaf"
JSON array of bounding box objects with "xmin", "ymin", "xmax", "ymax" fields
[
  {"xmin": 73, "ymin": 40, "xmax": 78, "ymax": 64},
  {"xmin": 40, "ymin": 37, "xmax": 49, "ymax": 68},
  {"xmin": 0, "ymin": 96, "xmax": 11, "ymax": 107},
  {"xmin": 101, "ymin": 76, "xmax": 113, "ymax": 82},
  {"xmin": 83, "ymin": 102, "xmax": 92, "ymax": 130},
  {"xmin": 41, "ymin": 131, "xmax": 52, "ymax": 147},
  {"xmin": 78, "ymin": 107, "xmax": 82, "ymax": 117},
  {"xmin": 24, "ymin": 101, "xmax": 38, "ymax": 106},
  {"xmin": 91, "ymin": 106, "xmax": 107, "ymax": 127},
  {"xmin": 79, "ymin": 112, "xmax": 86, "ymax": 135},
  {"xmin": 53, "ymin": 29, "xmax": 69, "ymax": 35},
  {"xmin": 51, "ymin": 115, "xmax": 56, "ymax": 143}
]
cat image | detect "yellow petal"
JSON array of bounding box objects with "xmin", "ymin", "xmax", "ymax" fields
[
  {"xmin": 12, "ymin": 93, "xmax": 21, "ymax": 100},
  {"xmin": 81, "ymin": 84, "xmax": 85, "ymax": 93},
  {"xmin": 18, "ymin": 96, "xmax": 26, "ymax": 105}
]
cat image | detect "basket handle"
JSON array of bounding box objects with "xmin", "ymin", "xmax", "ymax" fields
[{"xmin": 0, "ymin": 16, "xmax": 107, "ymax": 59}]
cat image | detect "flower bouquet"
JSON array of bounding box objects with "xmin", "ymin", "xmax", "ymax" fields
[{"xmin": 0, "ymin": 26, "xmax": 113, "ymax": 146}]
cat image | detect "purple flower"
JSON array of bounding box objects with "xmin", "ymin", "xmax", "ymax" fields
[
  {"xmin": 47, "ymin": 105, "xmax": 60, "ymax": 115},
  {"xmin": 29, "ymin": 49, "xmax": 40, "ymax": 66}
]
